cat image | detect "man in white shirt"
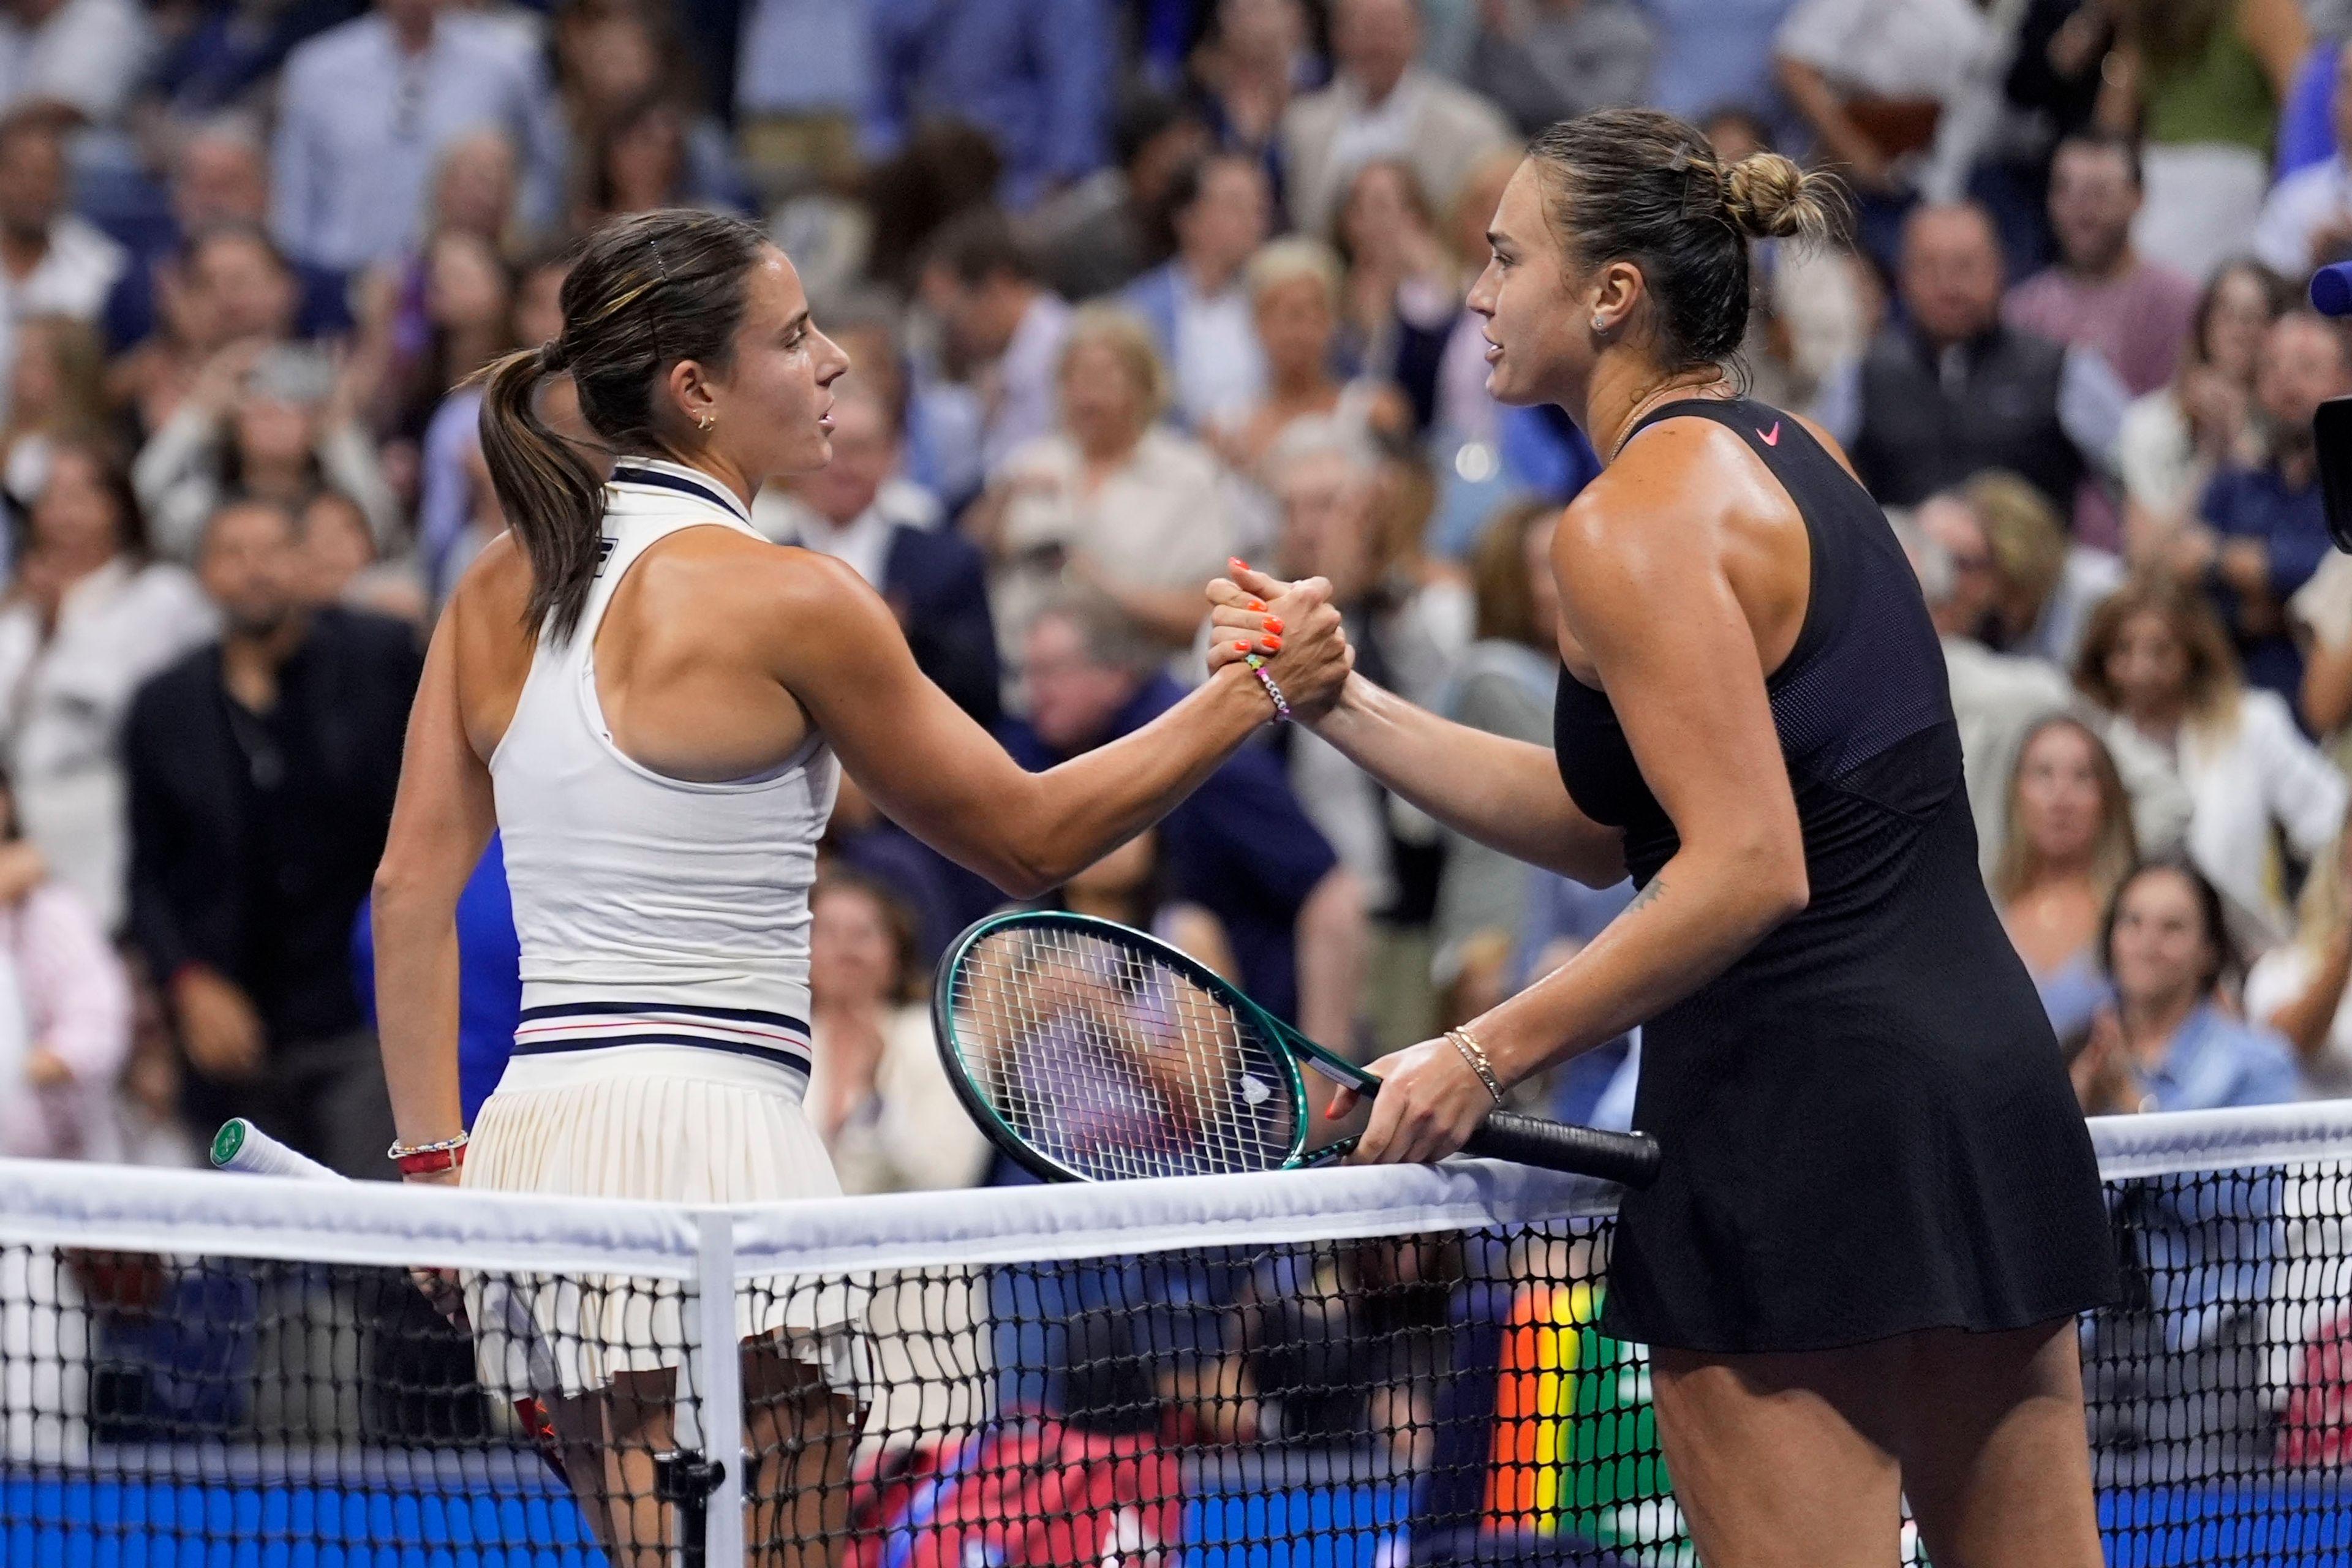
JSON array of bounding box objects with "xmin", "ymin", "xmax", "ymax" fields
[
  {"xmin": 2255, "ymin": 46, "xmax": 2352, "ymax": 282},
  {"xmin": 0, "ymin": 0, "xmax": 151, "ymax": 124},
  {"xmin": 1280, "ymin": 0, "xmax": 1513, "ymax": 236},
  {"xmin": 1120, "ymin": 152, "xmax": 1271, "ymax": 431},
  {"xmin": 0, "ymin": 108, "xmax": 120, "ymax": 323}
]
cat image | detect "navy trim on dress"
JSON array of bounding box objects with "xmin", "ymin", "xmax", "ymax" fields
[
  {"xmin": 517, "ymin": 999, "xmax": 813, "ymax": 1033},
  {"xmin": 510, "ymin": 1031, "xmax": 813, "ymax": 1072},
  {"xmin": 609, "ymin": 463, "xmax": 752, "ymax": 522}
]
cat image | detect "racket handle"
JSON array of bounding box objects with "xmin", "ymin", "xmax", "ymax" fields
[{"xmin": 1463, "ymin": 1112, "xmax": 1662, "ymax": 1188}]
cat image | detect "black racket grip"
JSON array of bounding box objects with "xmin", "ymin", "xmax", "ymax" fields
[{"xmin": 1463, "ymin": 1112, "xmax": 1661, "ymax": 1188}]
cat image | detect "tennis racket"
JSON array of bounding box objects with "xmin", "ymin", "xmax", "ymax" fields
[
  {"xmin": 931, "ymin": 911, "xmax": 1662, "ymax": 1187},
  {"xmin": 209, "ymin": 1118, "xmax": 568, "ymax": 1471}
]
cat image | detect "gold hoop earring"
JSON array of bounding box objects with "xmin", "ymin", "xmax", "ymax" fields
[{"xmin": 696, "ymin": 411, "xmax": 715, "ymax": 432}]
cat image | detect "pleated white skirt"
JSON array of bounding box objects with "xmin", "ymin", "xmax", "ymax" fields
[{"xmin": 462, "ymin": 1044, "xmax": 866, "ymax": 1400}]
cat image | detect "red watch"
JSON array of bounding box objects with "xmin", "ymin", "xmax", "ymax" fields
[{"xmin": 389, "ymin": 1133, "xmax": 468, "ymax": 1176}]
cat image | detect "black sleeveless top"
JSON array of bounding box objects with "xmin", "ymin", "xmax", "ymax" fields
[{"xmin": 1557, "ymin": 398, "xmax": 2117, "ymax": 1354}]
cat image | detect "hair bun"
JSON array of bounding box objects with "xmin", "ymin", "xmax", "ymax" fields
[{"xmin": 1721, "ymin": 151, "xmax": 1838, "ymax": 243}]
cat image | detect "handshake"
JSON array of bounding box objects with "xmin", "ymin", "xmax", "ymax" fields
[{"xmin": 1203, "ymin": 559, "xmax": 1356, "ymax": 725}]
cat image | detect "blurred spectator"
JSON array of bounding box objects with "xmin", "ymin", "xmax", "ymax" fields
[
  {"xmin": 297, "ymin": 489, "xmax": 427, "ymax": 624},
  {"xmin": 867, "ymin": 0, "xmax": 1114, "ymax": 211},
  {"xmin": 0, "ymin": 312, "xmax": 104, "ymax": 503},
  {"xmin": 1210, "ymin": 238, "xmax": 1410, "ymax": 556},
  {"xmin": 553, "ymin": 0, "xmax": 745, "ymax": 216},
  {"xmin": 1268, "ymin": 428, "xmax": 1468, "ymax": 1009},
  {"xmin": 126, "ymin": 498, "xmax": 420, "ymax": 1177},
  {"xmin": 968, "ymin": 305, "xmax": 1231, "ymax": 674},
  {"xmin": 2120, "ymin": 257, "xmax": 2290, "ymax": 545},
  {"xmin": 109, "ymin": 221, "xmax": 312, "ymax": 446},
  {"xmin": 1772, "ymin": 0, "xmax": 1993, "ymax": 271},
  {"xmin": 1188, "ymin": 0, "xmax": 1317, "ymax": 195},
  {"xmin": 1121, "ymin": 152, "xmax": 1272, "ymax": 431},
  {"xmin": 132, "ymin": 341, "xmax": 395, "ymax": 561},
  {"xmin": 915, "ymin": 208, "xmax": 1071, "ymax": 499},
  {"xmin": 270, "ymin": 0, "xmax": 560, "ymax": 273},
  {"xmin": 0, "ymin": 771, "xmax": 129, "ymax": 1161},
  {"xmin": 1983, "ymin": 0, "xmax": 2119, "ymax": 270},
  {"xmin": 2295, "ymin": 543, "xmax": 2352, "ymax": 763},
  {"xmin": 0, "ymin": 0, "xmax": 153, "ymax": 125},
  {"xmin": 414, "ymin": 242, "xmax": 566, "ymax": 601},
  {"xmin": 733, "ymin": 0, "xmax": 869, "ymax": 198},
  {"xmin": 1331, "ymin": 159, "xmax": 1456, "ymax": 431},
  {"xmin": 1430, "ymin": 499, "xmax": 1557, "ymax": 1022},
  {"xmin": 1969, "ymin": 470, "xmax": 2119, "ymax": 668},
  {"xmin": 2102, "ymin": 0, "xmax": 2305, "ymax": 284},
  {"xmin": 379, "ymin": 228, "xmax": 515, "ymax": 443},
  {"xmin": 758, "ymin": 380, "xmax": 1000, "ymax": 726},
  {"xmin": 1050, "ymin": 829, "xmax": 1238, "ymax": 978},
  {"xmin": 2245, "ymin": 801, "xmax": 2352, "ymax": 1096},
  {"xmin": 2005, "ymin": 133, "xmax": 2199, "ymax": 403},
  {"xmin": 0, "ymin": 107, "xmax": 123, "ymax": 322},
  {"xmin": 0, "ymin": 440, "xmax": 214, "ymax": 929},
  {"xmin": 2254, "ymin": 45, "xmax": 2352, "ymax": 279},
  {"xmin": 1828, "ymin": 202, "xmax": 2124, "ymax": 521},
  {"xmin": 1902, "ymin": 493, "xmax": 2187, "ymax": 872},
  {"xmin": 2075, "ymin": 575, "xmax": 2347, "ymax": 955},
  {"xmin": 1001, "ymin": 597, "xmax": 1367, "ymax": 1047},
  {"xmin": 1027, "ymin": 88, "xmax": 1209, "ymax": 301},
  {"xmin": 1996, "ymin": 715, "xmax": 2141, "ymax": 1041},
  {"xmin": 1465, "ymin": 0, "xmax": 1654, "ymax": 135},
  {"xmin": 1280, "ymin": 0, "xmax": 1513, "ymax": 237},
  {"xmin": 1641, "ymin": 0, "xmax": 1802, "ymax": 141},
  {"xmin": 805, "ymin": 871, "xmax": 989, "ymax": 1195},
  {"xmin": 1428, "ymin": 149, "xmax": 1519, "ymax": 451},
  {"xmin": 860, "ymin": 121, "xmax": 1005, "ymax": 295},
  {"xmin": 575, "ymin": 94, "xmax": 709, "ymax": 227},
  {"xmin": 103, "ymin": 120, "xmax": 352, "ymax": 361},
  {"xmin": 2174, "ymin": 310, "xmax": 2351, "ymax": 706},
  {"xmin": 2071, "ymin": 858, "xmax": 2299, "ymax": 1112}
]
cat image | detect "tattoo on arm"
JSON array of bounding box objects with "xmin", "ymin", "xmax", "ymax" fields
[{"xmin": 1625, "ymin": 876, "xmax": 1664, "ymax": 916}]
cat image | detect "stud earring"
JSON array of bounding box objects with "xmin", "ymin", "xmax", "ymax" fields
[
  {"xmin": 1591, "ymin": 317, "xmax": 1607, "ymax": 332},
  {"xmin": 696, "ymin": 411, "xmax": 715, "ymax": 432}
]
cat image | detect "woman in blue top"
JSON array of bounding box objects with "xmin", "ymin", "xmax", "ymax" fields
[{"xmin": 2072, "ymin": 856, "xmax": 2302, "ymax": 1114}]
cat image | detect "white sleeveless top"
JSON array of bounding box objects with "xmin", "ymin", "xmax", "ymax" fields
[{"xmin": 489, "ymin": 457, "xmax": 838, "ymax": 1085}]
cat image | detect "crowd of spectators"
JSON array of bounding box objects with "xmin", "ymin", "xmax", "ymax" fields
[{"xmin": 4, "ymin": 0, "xmax": 2352, "ymax": 1191}]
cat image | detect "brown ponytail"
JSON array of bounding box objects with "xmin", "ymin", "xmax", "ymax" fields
[
  {"xmin": 478, "ymin": 341, "xmax": 604, "ymax": 639},
  {"xmin": 474, "ymin": 208, "xmax": 769, "ymax": 641}
]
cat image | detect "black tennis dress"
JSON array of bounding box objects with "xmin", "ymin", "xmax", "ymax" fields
[{"xmin": 1556, "ymin": 398, "xmax": 2120, "ymax": 1354}]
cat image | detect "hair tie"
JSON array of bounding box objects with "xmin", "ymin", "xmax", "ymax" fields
[{"xmin": 538, "ymin": 337, "xmax": 568, "ymax": 372}]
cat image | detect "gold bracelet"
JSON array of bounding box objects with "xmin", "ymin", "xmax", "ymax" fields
[{"xmin": 1446, "ymin": 1028, "xmax": 1506, "ymax": 1107}]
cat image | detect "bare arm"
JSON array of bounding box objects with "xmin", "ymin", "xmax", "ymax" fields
[
  {"xmin": 2305, "ymin": 636, "xmax": 2352, "ymax": 735},
  {"xmin": 1773, "ymin": 57, "xmax": 1891, "ymax": 189},
  {"xmin": 1327, "ymin": 456, "xmax": 1812, "ymax": 1163},
  {"xmin": 1209, "ymin": 569, "xmax": 1627, "ymax": 888},
  {"xmin": 2238, "ymin": 0, "xmax": 2310, "ymax": 102},
  {"xmin": 370, "ymin": 608, "xmax": 497, "ymax": 1176},
  {"xmin": 755, "ymin": 553, "xmax": 1351, "ymax": 897}
]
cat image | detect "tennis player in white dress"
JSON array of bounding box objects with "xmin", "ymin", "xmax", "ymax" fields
[{"xmin": 368, "ymin": 209, "xmax": 1352, "ymax": 1568}]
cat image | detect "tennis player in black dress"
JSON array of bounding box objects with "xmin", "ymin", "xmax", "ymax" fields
[{"xmin": 1208, "ymin": 110, "xmax": 2118, "ymax": 1567}]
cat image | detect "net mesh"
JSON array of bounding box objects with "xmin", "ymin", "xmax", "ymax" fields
[
  {"xmin": 943, "ymin": 920, "xmax": 1302, "ymax": 1180},
  {"xmin": 3, "ymin": 1109, "xmax": 2351, "ymax": 1567}
]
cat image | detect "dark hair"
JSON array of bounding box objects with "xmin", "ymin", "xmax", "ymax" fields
[
  {"xmin": 2101, "ymin": 854, "xmax": 2238, "ymax": 998},
  {"xmin": 181, "ymin": 217, "xmax": 292, "ymax": 276},
  {"xmin": 2190, "ymin": 258, "xmax": 2294, "ymax": 370},
  {"xmin": 477, "ymin": 208, "xmax": 769, "ymax": 640},
  {"xmin": 921, "ymin": 207, "xmax": 1036, "ymax": 290},
  {"xmin": 1032, "ymin": 590, "xmax": 1163, "ymax": 678},
  {"xmin": 2053, "ymin": 129, "xmax": 2144, "ymax": 191},
  {"xmin": 34, "ymin": 438, "xmax": 148, "ymax": 561},
  {"xmin": 584, "ymin": 91, "xmax": 690, "ymax": 219},
  {"xmin": 199, "ymin": 493, "xmax": 299, "ymax": 557},
  {"xmin": 1164, "ymin": 150, "xmax": 1260, "ymax": 224},
  {"xmin": 1525, "ymin": 109, "xmax": 1841, "ymax": 373},
  {"xmin": 2071, "ymin": 572, "xmax": 2245, "ymax": 728},
  {"xmin": 813, "ymin": 868, "xmax": 925, "ymax": 1005},
  {"xmin": 1470, "ymin": 497, "xmax": 1555, "ymax": 647}
]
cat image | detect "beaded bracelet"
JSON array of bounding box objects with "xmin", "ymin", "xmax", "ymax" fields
[
  {"xmin": 1243, "ymin": 652, "xmax": 1292, "ymax": 723},
  {"xmin": 1446, "ymin": 1028, "xmax": 1507, "ymax": 1107},
  {"xmin": 388, "ymin": 1131, "xmax": 469, "ymax": 1176}
]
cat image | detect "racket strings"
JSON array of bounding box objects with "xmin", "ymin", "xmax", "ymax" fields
[{"xmin": 950, "ymin": 926, "xmax": 1298, "ymax": 1179}]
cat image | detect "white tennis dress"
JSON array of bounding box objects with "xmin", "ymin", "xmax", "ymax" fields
[{"xmin": 464, "ymin": 456, "xmax": 858, "ymax": 1398}]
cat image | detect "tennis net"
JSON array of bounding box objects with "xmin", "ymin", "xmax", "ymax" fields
[{"xmin": 2, "ymin": 1103, "xmax": 2350, "ymax": 1567}]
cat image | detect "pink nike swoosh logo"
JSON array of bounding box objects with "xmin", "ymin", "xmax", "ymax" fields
[{"xmin": 1758, "ymin": 421, "xmax": 1781, "ymax": 447}]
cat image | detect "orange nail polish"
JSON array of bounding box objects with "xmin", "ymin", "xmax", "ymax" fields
[
  {"xmin": 1247, "ymin": 600, "xmax": 1265, "ymax": 612},
  {"xmin": 1232, "ymin": 641, "xmax": 1250, "ymax": 652},
  {"xmin": 1231, "ymin": 558, "xmax": 1251, "ymax": 571},
  {"xmin": 1264, "ymin": 617, "xmax": 1284, "ymax": 634},
  {"xmin": 1262, "ymin": 638, "xmax": 1282, "ymax": 653}
]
